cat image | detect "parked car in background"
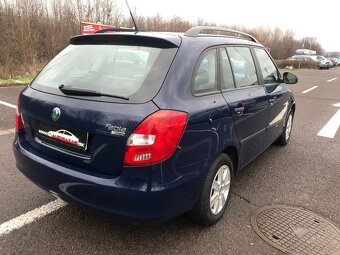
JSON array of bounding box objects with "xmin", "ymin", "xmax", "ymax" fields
[
  {"xmin": 335, "ymin": 58, "xmax": 340, "ymax": 66},
  {"xmin": 310, "ymin": 55, "xmax": 333, "ymax": 69},
  {"xmin": 287, "ymin": 54, "xmax": 333, "ymax": 69},
  {"xmin": 287, "ymin": 55, "xmax": 312, "ymax": 61},
  {"xmin": 286, "ymin": 55, "xmax": 318, "ymax": 69},
  {"xmin": 327, "ymin": 57, "xmax": 339, "ymax": 66},
  {"xmin": 295, "ymin": 49, "xmax": 316, "ymax": 55}
]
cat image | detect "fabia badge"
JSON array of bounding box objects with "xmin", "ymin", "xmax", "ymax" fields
[
  {"xmin": 105, "ymin": 124, "xmax": 126, "ymax": 136},
  {"xmin": 51, "ymin": 107, "xmax": 61, "ymax": 121}
]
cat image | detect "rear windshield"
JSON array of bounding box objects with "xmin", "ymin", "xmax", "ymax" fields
[{"xmin": 31, "ymin": 44, "xmax": 177, "ymax": 103}]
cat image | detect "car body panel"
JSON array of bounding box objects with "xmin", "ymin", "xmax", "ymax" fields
[
  {"xmin": 13, "ymin": 139, "xmax": 203, "ymax": 224},
  {"xmin": 222, "ymin": 86, "xmax": 269, "ymax": 166},
  {"xmin": 265, "ymin": 84, "xmax": 292, "ymax": 146}
]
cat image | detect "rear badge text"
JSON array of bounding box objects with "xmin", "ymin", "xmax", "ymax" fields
[{"xmin": 105, "ymin": 124, "xmax": 126, "ymax": 136}]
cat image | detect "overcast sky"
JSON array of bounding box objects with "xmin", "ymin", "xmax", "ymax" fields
[{"xmin": 126, "ymin": 0, "xmax": 339, "ymax": 52}]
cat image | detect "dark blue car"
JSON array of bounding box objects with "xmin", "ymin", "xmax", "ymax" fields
[{"xmin": 13, "ymin": 26, "xmax": 298, "ymax": 225}]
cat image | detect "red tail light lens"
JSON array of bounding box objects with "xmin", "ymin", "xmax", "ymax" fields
[
  {"xmin": 15, "ymin": 101, "xmax": 24, "ymax": 131},
  {"xmin": 124, "ymin": 110, "xmax": 188, "ymax": 166}
]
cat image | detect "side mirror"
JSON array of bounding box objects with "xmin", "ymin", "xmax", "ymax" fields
[{"xmin": 283, "ymin": 72, "xmax": 298, "ymax": 84}]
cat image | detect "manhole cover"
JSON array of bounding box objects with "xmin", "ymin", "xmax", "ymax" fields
[{"xmin": 251, "ymin": 205, "xmax": 340, "ymax": 255}]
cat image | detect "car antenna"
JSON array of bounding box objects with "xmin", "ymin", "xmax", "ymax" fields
[{"xmin": 125, "ymin": 0, "xmax": 139, "ymax": 32}]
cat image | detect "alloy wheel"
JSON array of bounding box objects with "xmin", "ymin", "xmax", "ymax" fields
[
  {"xmin": 285, "ymin": 114, "xmax": 293, "ymax": 140},
  {"xmin": 210, "ymin": 165, "xmax": 231, "ymax": 215}
]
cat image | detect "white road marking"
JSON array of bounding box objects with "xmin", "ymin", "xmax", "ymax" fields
[
  {"xmin": 0, "ymin": 199, "xmax": 67, "ymax": 236},
  {"xmin": 302, "ymin": 86, "xmax": 318, "ymax": 94},
  {"xmin": 317, "ymin": 103, "xmax": 340, "ymax": 138},
  {"xmin": 0, "ymin": 128, "xmax": 15, "ymax": 136},
  {"xmin": 0, "ymin": 100, "xmax": 16, "ymax": 109},
  {"xmin": 327, "ymin": 78, "xmax": 338, "ymax": 83}
]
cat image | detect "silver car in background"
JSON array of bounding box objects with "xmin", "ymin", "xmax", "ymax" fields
[{"xmin": 310, "ymin": 55, "xmax": 333, "ymax": 69}]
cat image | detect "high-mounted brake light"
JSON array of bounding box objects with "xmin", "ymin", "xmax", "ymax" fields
[
  {"xmin": 124, "ymin": 110, "xmax": 188, "ymax": 166},
  {"xmin": 15, "ymin": 100, "xmax": 24, "ymax": 131}
]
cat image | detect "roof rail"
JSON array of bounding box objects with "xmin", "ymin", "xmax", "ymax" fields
[
  {"xmin": 94, "ymin": 28, "xmax": 137, "ymax": 34},
  {"xmin": 184, "ymin": 26, "xmax": 258, "ymax": 43}
]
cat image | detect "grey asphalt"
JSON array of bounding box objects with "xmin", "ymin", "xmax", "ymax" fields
[{"xmin": 0, "ymin": 69, "xmax": 339, "ymax": 255}]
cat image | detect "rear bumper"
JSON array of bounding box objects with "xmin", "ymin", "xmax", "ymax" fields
[{"xmin": 13, "ymin": 137, "xmax": 203, "ymax": 224}]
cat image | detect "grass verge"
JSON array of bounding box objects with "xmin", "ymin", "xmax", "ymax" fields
[{"xmin": 0, "ymin": 75, "xmax": 33, "ymax": 87}]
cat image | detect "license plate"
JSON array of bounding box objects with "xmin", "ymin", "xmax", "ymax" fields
[{"xmin": 36, "ymin": 121, "xmax": 88, "ymax": 153}]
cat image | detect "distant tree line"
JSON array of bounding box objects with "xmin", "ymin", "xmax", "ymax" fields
[{"xmin": 0, "ymin": 0, "xmax": 324, "ymax": 77}]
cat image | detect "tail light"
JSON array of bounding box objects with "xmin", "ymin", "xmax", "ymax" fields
[
  {"xmin": 15, "ymin": 100, "xmax": 24, "ymax": 131},
  {"xmin": 124, "ymin": 110, "xmax": 188, "ymax": 166}
]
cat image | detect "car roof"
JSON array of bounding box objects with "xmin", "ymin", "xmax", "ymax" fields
[{"xmin": 70, "ymin": 27, "xmax": 263, "ymax": 49}]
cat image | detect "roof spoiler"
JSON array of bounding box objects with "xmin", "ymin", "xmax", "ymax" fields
[
  {"xmin": 94, "ymin": 28, "xmax": 137, "ymax": 34},
  {"xmin": 69, "ymin": 34, "xmax": 179, "ymax": 48}
]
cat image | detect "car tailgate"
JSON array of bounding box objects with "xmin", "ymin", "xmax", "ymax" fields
[{"xmin": 18, "ymin": 87, "xmax": 159, "ymax": 176}]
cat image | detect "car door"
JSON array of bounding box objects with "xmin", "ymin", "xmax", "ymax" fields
[
  {"xmin": 220, "ymin": 47, "xmax": 269, "ymax": 166},
  {"xmin": 253, "ymin": 47, "xmax": 289, "ymax": 147}
]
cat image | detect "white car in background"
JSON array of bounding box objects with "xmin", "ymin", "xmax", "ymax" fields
[
  {"xmin": 287, "ymin": 55, "xmax": 312, "ymax": 61},
  {"xmin": 310, "ymin": 55, "xmax": 333, "ymax": 69}
]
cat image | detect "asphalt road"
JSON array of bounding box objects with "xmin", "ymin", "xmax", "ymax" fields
[{"xmin": 0, "ymin": 68, "xmax": 339, "ymax": 255}]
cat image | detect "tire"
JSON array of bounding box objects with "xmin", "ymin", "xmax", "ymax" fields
[
  {"xmin": 275, "ymin": 111, "xmax": 294, "ymax": 146},
  {"xmin": 189, "ymin": 154, "xmax": 233, "ymax": 226}
]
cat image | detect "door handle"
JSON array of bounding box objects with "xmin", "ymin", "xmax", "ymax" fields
[
  {"xmin": 235, "ymin": 106, "xmax": 245, "ymax": 115},
  {"xmin": 269, "ymin": 96, "xmax": 277, "ymax": 105}
]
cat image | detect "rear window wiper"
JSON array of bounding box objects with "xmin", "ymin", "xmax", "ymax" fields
[{"xmin": 58, "ymin": 84, "xmax": 129, "ymax": 101}]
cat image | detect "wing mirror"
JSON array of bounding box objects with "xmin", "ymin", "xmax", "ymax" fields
[{"xmin": 283, "ymin": 72, "xmax": 298, "ymax": 84}]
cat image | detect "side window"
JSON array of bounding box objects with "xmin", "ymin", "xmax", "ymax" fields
[
  {"xmin": 317, "ymin": 56, "xmax": 323, "ymax": 61},
  {"xmin": 192, "ymin": 49, "xmax": 217, "ymax": 94},
  {"xmin": 254, "ymin": 48, "xmax": 279, "ymax": 84},
  {"xmin": 227, "ymin": 47, "xmax": 258, "ymax": 88},
  {"xmin": 220, "ymin": 48, "xmax": 235, "ymax": 90}
]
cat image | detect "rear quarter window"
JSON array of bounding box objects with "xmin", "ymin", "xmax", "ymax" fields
[{"xmin": 192, "ymin": 49, "xmax": 218, "ymax": 95}]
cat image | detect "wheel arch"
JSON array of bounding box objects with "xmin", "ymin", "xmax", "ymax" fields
[
  {"xmin": 291, "ymin": 102, "xmax": 296, "ymax": 115},
  {"xmin": 222, "ymin": 145, "xmax": 239, "ymax": 175}
]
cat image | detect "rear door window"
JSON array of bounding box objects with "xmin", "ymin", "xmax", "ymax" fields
[
  {"xmin": 192, "ymin": 49, "xmax": 218, "ymax": 95},
  {"xmin": 227, "ymin": 47, "xmax": 258, "ymax": 88},
  {"xmin": 31, "ymin": 45, "xmax": 177, "ymax": 103},
  {"xmin": 254, "ymin": 48, "xmax": 279, "ymax": 84}
]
